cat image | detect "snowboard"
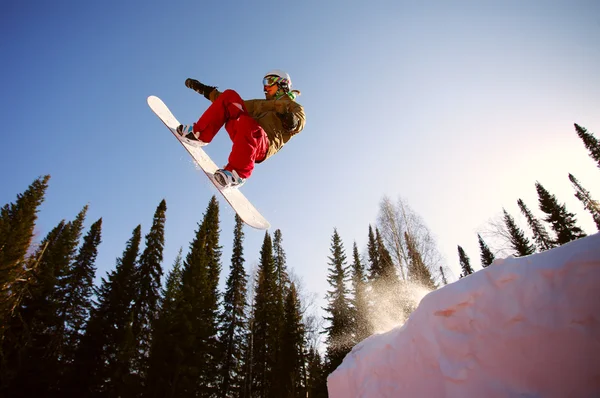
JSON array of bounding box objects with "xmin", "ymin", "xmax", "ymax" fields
[{"xmin": 147, "ymin": 95, "xmax": 270, "ymax": 230}]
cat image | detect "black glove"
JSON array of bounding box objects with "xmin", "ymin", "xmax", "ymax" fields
[{"xmin": 277, "ymin": 112, "xmax": 298, "ymax": 131}]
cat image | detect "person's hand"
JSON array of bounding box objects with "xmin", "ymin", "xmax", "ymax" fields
[{"xmin": 277, "ymin": 112, "xmax": 297, "ymax": 131}]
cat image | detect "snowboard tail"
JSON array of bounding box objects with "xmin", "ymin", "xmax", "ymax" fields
[{"xmin": 147, "ymin": 95, "xmax": 270, "ymax": 230}]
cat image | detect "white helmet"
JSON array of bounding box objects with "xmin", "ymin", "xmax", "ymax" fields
[{"xmin": 264, "ymin": 69, "xmax": 292, "ymax": 91}]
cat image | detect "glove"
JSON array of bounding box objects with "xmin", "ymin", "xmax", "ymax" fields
[{"xmin": 277, "ymin": 112, "xmax": 298, "ymax": 131}]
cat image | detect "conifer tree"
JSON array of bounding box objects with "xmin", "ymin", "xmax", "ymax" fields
[
  {"xmin": 503, "ymin": 209, "xmax": 536, "ymax": 257},
  {"xmin": 517, "ymin": 199, "xmax": 555, "ymax": 251},
  {"xmin": 405, "ymin": 231, "xmax": 435, "ymax": 288},
  {"xmin": 251, "ymin": 232, "xmax": 283, "ymax": 397},
  {"xmin": 161, "ymin": 249, "xmax": 184, "ymax": 315},
  {"xmin": 280, "ymin": 282, "xmax": 305, "ymax": 397},
  {"xmin": 70, "ymin": 225, "xmax": 141, "ymax": 397},
  {"xmin": 367, "ymin": 226, "xmax": 397, "ymax": 284},
  {"xmin": 569, "ymin": 174, "xmax": 600, "ymax": 230},
  {"xmin": 376, "ymin": 229, "xmax": 396, "ymax": 282},
  {"xmin": 7, "ymin": 205, "xmax": 88, "ymax": 396},
  {"xmin": 165, "ymin": 196, "xmax": 222, "ymax": 397},
  {"xmin": 323, "ymin": 229, "xmax": 352, "ymax": 375},
  {"xmin": 146, "ymin": 249, "xmax": 184, "ymax": 398},
  {"xmin": 574, "ymin": 123, "xmax": 600, "ymax": 168},
  {"xmin": 241, "ymin": 309, "xmax": 255, "ymax": 398},
  {"xmin": 271, "ymin": 229, "xmax": 289, "ymax": 393},
  {"xmin": 60, "ymin": 218, "xmax": 103, "ymax": 370},
  {"xmin": 366, "ymin": 225, "xmax": 380, "ymax": 280},
  {"xmin": 367, "ymin": 226, "xmax": 403, "ymax": 328},
  {"xmin": 0, "ymin": 175, "xmax": 50, "ymax": 332},
  {"xmin": 198, "ymin": 196, "xmax": 223, "ymax": 394},
  {"xmin": 536, "ymin": 182, "xmax": 587, "ymax": 244},
  {"xmin": 100, "ymin": 225, "xmax": 140, "ymax": 398},
  {"xmin": 1, "ymin": 220, "xmax": 67, "ymax": 396},
  {"xmin": 0, "ymin": 175, "xmax": 50, "ymax": 354},
  {"xmin": 131, "ymin": 199, "xmax": 166, "ymax": 388},
  {"xmin": 457, "ymin": 245, "xmax": 474, "ymax": 278},
  {"xmin": 477, "ymin": 234, "xmax": 495, "ymax": 267},
  {"xmin": 55, "ymin": 205, "xmax": 88, "ymax": 332},
  {"xmin": 273, "ymin": 229, "xmax": 290, "ymax": 293},
  {"xmin": 219, "ymin": 215, "xmax": 249, "ymax": 398},
  {"xmin": 349, "ymin": 242, "xmax": 370, "ymax": 345},
  {"xmin": 305, "ymin": 347, "xmax": 328, "ymax": 398}
]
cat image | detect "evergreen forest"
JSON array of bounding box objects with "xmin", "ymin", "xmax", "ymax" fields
[{"xmin": 1, "ymin": 123, "xmax": 598, "ymax": 397}]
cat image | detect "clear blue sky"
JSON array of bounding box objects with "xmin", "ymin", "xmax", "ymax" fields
[{"xmin": 2, "ymin": 1, "xmax": 599, "ymax": 322}]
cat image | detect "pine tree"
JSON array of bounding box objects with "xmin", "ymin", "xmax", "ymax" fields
[
  {"xmin": 536, "ymin": 182, "xmax": 586, "ymax": 245},
  {"xmin": 161, "ymin": 249, "xmax": 184, "ymax": 316},
  {"xmin": 0, "ymin": 175, "xmax": 50, "ymax": 330},
  {"xmin": 376, "ymin": 229, "xmax": 396, "ymax": 282},
  {"xmin": 146, "ymin": 249, "xmax": 184, "ymax": 398},
  {"xmin": 6, "ymin": 205, "xmax": 88, "ymax": 396},
  {"xmin": 405, "ymin": 231, "xmax": 435, "ymax": 288},
  {"xmin": 574, "ymin": 123, "xmax": 600, "ymax": 169},
  {"xmin": 251, "ymin": 232, "xmax": 282, "ymax": 397},
  {"xmin": 477, "ymin": 234, "xmax": 495, "ymax": 267},
  {"xmin": 366, "ymin": 225, "xmax": 380, "ymax": 280},
  {"xmin": 503, "ymin": 209, "xmax": 536, "ymax": 257},
  {"xmin": 367, "ymin": 225, "xmax": 397, "ymax": 285},
  {"xmin": 569, "ymin": 174, "xmax": 600, "ymax": 230},
  {"xmin": 55, "ymin": 205, "xmax": 89, "ymax": 343},
  {"xmin": 457, "ymin": 245, "xmax": 474, "ymax": 278},
  {"xmin": 517, "ymin": 199, "xmax": 555, "ymax": 251},
  {"xmin": 60, "ymin": 218, "xmax": 103, "ymax": 371},
  {"xmin": 273, "ymin": 229, "xmax": 290, "ymax": 293},
  {"xmin": 349, "ymin": 242, "xmax": 370, "ymax": 345},
  {"xmin": 70, "ymin": 225, "xmax": 141, "ymax": 397},
  {"xmin": 368, "ymin": 227, "xmax": 403, "ymax": 325},
  {"xmin": 219, "ymin": 215, "xmax": 249, "ymax": 398},
  {"xmin": 240, "ymin": 313, "xmax": 255, "ymax": 398},
  {"xmin": 132, "ymin": 199, "xmax": 166, "ymax": 390},
  {"xmin": 166, "ymin": 196, "xmax": 222, "ymax": 397},
  {"xmin": 323, "ymin": 229, "xmax": 352, "ymax": 375},
  {"xmin": 1, "ymin": 220, "xmax": 67, "ymax": 396},
  {"xmin": 101, "ymin": 225, "xmax": 141, "ymax": 398},
  {"xmin": 271, "ymin": 229, "xmax": 289, "ymax": 395},
  {"xmin": 305, "ymin": 347, "xmax": 328, "ymax": 398},
  {"xmin": 197, "ymin": 196, "xmax": 223, "ymax": 395},
  {"xmin": 280, "ymin": 283, "xmax": 305, "ymax": 397}
]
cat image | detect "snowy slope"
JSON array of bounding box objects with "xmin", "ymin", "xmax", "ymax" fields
[{"xmin": 328, "ymin": 234, "xmax": 600, "ymax": 398}]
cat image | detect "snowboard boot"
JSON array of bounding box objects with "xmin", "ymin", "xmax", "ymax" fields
[
  {"xmin": 185, "ymin": 78, "xmax": 217, "ymax": 100},
  {"xmin": 176, "ymin": 125, "xmax": 208, "ymax": 146},
  {"xmin": 214, "ymin": 169, "xmax": 245, "ymax": 189}
]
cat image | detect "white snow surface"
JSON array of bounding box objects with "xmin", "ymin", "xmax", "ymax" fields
[{"xmin": 328, "ymin": 233, "xmax": 600, "ymax": 398}]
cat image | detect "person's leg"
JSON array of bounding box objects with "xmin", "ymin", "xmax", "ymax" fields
[
  {"xmin": 193, "ymin": 89, "xmax": 247, "ymax": 143},
  {"xmin": 224, "ymin": 115, "xmax": 269, "ymax": 179}
]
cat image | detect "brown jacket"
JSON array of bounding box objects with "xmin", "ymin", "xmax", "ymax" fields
[{"xmin": 209, "ymin": 90, "xmax": 306, "ymax": 162}]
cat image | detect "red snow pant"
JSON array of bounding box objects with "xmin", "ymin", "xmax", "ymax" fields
[{"xmin": 193, "ymin": 89, "xmax": 269, "ymax": 179}]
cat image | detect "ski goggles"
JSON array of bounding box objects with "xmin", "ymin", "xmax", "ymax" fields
[{"xmin": 263, "ymin": 75, "xmax": 287, "ymax": 87}]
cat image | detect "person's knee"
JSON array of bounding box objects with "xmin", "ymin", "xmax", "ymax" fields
[{"xmin": 221, "ymin": 89, "xmax": 241, "ymax": 100}]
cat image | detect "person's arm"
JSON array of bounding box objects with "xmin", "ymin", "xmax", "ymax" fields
[
  {"xmin": 244, "ymin": 98, "xmax": 305, "ymax": 134},
  {"xmin": 277, "ymin": 101, "xmax": 305, "ymax": 135}
]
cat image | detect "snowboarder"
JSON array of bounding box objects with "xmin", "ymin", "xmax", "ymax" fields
[{"xmin": 177, "ymin": 70, "xmax": 306, "ymax": 188}]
